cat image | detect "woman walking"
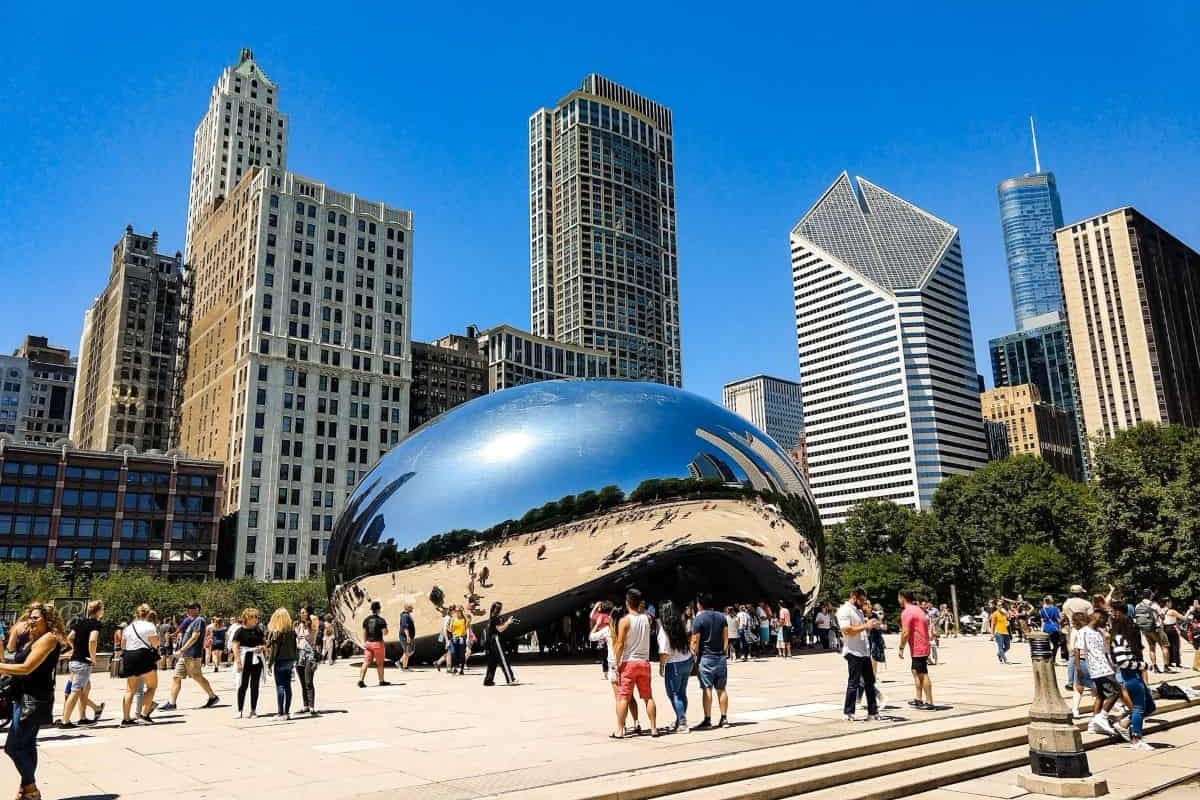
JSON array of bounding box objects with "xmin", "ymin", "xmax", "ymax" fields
[
  {"xmin": 118, "ymin": 603, "xmax": 160, "ymax": 726},
  {"xmin": 656, "ymin": 601, "xmax": 693, "ymax": 732},
  {"xmin": 990, "ymin": 602, "xmax": 1012, "ymax": 664},
  {"xmin": 482, "ymin": 601, "xmax": 517, "ymax": 686},
  {"xmin": 294, "ymin": 608, "xmax": 319, "ymax": 715},
  {"xmin": 266, "ymin": 608, "xmax": 298, "ymax": 720},
  {"xmin": 209, "ymin": 616, "xmax": 227, "ymax": 672},
  {"xmin": 232, "ymin": 609, "xmax": 266, "ymax": 718},
  {"xmin": 1111, "ymin": 605, "xmax": 1155, "ymax": 749},
  {"xmin": 0, "ymin": 602, "xmax": 66, "ymax": 800}
]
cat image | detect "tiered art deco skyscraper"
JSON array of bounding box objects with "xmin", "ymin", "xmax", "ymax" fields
[
  {"xmin": 791, "ymin": 174, "xmax": 988, "ymax": 525},
  {"xmin": 529, "ymin": 75, "xmax": 681, "ymax": 386}
]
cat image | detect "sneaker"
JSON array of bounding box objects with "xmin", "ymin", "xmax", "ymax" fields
[
  {"xmin": 76, "ymin": 717, "xmax": 97, "ymax": 726},
  {"xmin": 907, "ymin": 699, "xmax": 924, "ymax": 708},
  {"xmin": 234, "ymin": 711, "xmax": 243, "ymax": 719},
  {"xmin": 158, "ymin": 702, "xmax": 177, "ymax": 711},
  {"xmin": 378, "ymin": 681, "xmax": 391, "ymax": 687},
  {"xmin": 248, "ymin": 712, "xmax": 257, "ymax": 719},
  {"xmin": 136, "ymin": 714, "xmax": 155, "ymax": 725},
  {"xmin": 717, "ymin": 715, "xmax": 728, "ymax": 728},
  {"xmin": 93, "ymin": 702, "xmax": 105, "ymax": 722},
  {"xmin": 692, "ymin": 719, "xmax": 713, "ymax": 730},
  {"xmin": 357, "ymin": 680, "xmax": 366, "ymax": 688},
  {"xmin": 1116, "ymin": 724, "xmax": 1131, "ymax": 742},
  {"xmin": 58, "ymin": 721, "xmax": 76, "ymax": 730},
  {"xmin": 119, "ymin": 718, "xmax": 135, "ymax": 727},
  {"xmin": 867, "ymin": 714, "xmax": 882, "ymax": 722},
  {"xmin": 203, "ymin": 695, "xmax": 220, "ymax": 709},
  {"xmin": 842, "ymin": 714, "xmax": 857, "ymax": 722},
  {"xmin": 1089, "ymin": 715, "xmax": 1117, "ymax": 736},
  {"xmin": 1130, "ymin": 740, "xmax": 1153, "ymax": 751}
]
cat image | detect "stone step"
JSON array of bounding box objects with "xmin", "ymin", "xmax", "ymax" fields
[{"xmin": 789, "ymin": 702, "xmax": 1200, "ymax": 800}]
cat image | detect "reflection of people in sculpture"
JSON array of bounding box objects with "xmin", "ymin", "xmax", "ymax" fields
[
  {"xmin": 483, "ymin": 601, "xmax": 517, "ymax": 686},
  {"xmin": 502, "ymin": 550, "xmax": 512, "ymax": 566},
  {"xmin": 537, "ymin": 544, "xmax": 547, "ymax": 560},
  {"xmin": 479, "ymin": 566, "xmax": 491, "ymax": 587}
]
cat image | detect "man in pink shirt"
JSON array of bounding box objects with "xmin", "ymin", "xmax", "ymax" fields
[{"xmin": 898, "ymin": 590, "xmax": 937, "ymax": 710}]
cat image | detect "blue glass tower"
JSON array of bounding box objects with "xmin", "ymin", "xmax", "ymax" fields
[{"xmin": 998, "ymin": 172, "xmax": 1064, "ymax": 330}]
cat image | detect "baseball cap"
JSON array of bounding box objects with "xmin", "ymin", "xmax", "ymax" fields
[{"xmin": 1068, "ymin": 584, "xmax": 1085, "ymax": 595}]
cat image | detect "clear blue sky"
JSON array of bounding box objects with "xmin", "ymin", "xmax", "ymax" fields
[{"xmin": 2, "ymin": 2, "xmax": 1197, "ymax": 404}]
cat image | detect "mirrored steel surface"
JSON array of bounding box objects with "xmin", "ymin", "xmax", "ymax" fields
[{"xmin": 328, "ymin": 380, "xmax": 823, "ymax": 657}]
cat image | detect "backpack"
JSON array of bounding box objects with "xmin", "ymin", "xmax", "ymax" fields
[
  {"xmin": 1133, "ymin": 601, "xmax": 1158, "ymax": 632},
  {"xmin": 1156, "ymin": 682, "xmax": 1188, "ymax": 701}
]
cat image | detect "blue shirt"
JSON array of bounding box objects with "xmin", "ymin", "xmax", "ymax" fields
[
  {"xmin": 1040, "ymin": 605, "xmax": 1061, "ymax": 634},
  {"xmin": 692, "ymin": 609, "xmax": 727, "ymax": 658}
]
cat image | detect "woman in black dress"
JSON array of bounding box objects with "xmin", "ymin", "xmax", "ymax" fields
[
  {"xmin": 483, "ymin": 601, "xmax": 518, "ymax": 686},
  {"xmin": 0, "ymin": 602, "xmax": 66, "ymax": 800}
]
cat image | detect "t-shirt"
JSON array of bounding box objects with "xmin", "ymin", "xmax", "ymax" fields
[
  {"xmin": 399, "ymin": 611, "xmax": 415, "ymax": 639},
  {"xmin": 815, "ymin": 611, "xmax": 832, "ymax": 629},
  {"xmin": 211, "ymin": 625, "xmax": 228, "ymax": 648},
  {"xmin": 779, "ymin": 607, "xmax": 792, "ymax": 627},
  {"xmin": 233, "ymin": 624, "xmax": 265, "ymax": 649},
  {"xmin": 1040, "ymin": 605, "xmax": 1061, "ymax": 633},
  {"xmin": 726, "ymin": 613, "xmax": 739, "ymax": 634},
  {"xmin": 69, "ymin": 617, "xmax": 102, "ymax": 663},
  {"xmin": 1078, "ymin": 626, "xmax": 1113, "ymax": 678},
  {"xmin": 362, "ymin": 614, "xmax": 387, "ymax": 642},
  {"xmin": 836, "ymin": 601, "xmax": 869, "ymax": 658},
  {"xmin": 178, "ymin": 615, "xmax": 207, "ymax": 658},
  {"xmin": 990, "ymin": 611, "xmax": 1010, "ymax": 636},
  {"xmin": 122, "ymin": 619, "xmax": 157, "ymax": 652},
  {"xmin": 449, "ymin": 617, "xmax": 467, "ymax": 637},
  {"xmin": 900, "ymin": 603, "xmax": 930, "ymax": 657},
  {"xmin": 692, "ymin": 609, "xmax": 727, "ymax": 658},
  {"xmin": 657, "ymin": 625, "xmax": 692, "ymax": 664},
  {"xmin": 736, "ymin": 610, "xmax": 752, "ymax": 633}
]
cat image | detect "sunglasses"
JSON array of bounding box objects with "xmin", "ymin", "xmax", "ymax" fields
[{"xmin": 28, "ymin": 616, "xmax": 43, "ymax": 623}]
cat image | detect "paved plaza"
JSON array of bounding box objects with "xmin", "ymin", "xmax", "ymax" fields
[{"xmin": 14, "ymin": 634, "xmax": 1200, "ymax": 800}]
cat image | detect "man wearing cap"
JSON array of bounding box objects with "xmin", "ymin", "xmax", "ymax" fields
[
  {"xmin": 1062, "ymin": 585, "xmax": 1093, "ymax": 667},
  {"xmin": 159, "ymin": 602, "xmax": 220, "ymax": 711}
]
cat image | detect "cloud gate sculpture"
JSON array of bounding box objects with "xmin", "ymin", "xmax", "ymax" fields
[{"xmin": 327, "ymin": 380, "xmax": 822, "ymax": 660}]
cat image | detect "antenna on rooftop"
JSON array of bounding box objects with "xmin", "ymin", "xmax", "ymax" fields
[{"xmin": 1030, "ymin": 115, "xmax": 1042, "ymax": 174}]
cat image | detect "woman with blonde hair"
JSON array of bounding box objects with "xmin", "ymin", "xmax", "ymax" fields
[
  {"xmin": 118, "ymin": 603, "xmax": 160, "ymax": 726},
  {"xmin": 231, "ymin": 608, "xmax": 266, "ymax": 718},
  {"xmin": 0, "ymin": 602, "xmax": 66, "ymax": 799},
  {"xmin": 266, "ymin": 608, "xmax": 299, "ymax": 720}
]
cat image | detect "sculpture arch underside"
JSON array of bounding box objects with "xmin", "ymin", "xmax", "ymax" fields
[{"xmin": 333, "ymin": 497, "xmax": 820, "ymax": 661}]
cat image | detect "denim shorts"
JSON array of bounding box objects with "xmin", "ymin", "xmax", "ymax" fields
[
  {"xmin": 698, "ymin": 655, "xmax": 727, "ymax": 690},
  {"xmin": 67, "ymin": 661, "xmax": 92, "ymax": 690}
]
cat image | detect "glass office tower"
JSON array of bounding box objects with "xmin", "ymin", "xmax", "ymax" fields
[{"xmin": 998, "ymin": 173, "xmax": 1064, "ymax": 331}]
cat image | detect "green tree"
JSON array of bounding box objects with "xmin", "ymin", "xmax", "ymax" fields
[{"xmin": 986, "ymin": 543, "xmax": 1072, "ymax": 598}]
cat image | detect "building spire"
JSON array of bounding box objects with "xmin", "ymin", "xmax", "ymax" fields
[{"xmin": 1030, "ymin": 115, "xmax": 1042, "ymax": 174}]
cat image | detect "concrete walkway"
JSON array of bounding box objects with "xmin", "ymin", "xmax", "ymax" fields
[{"xmin": 15, "ymin": 634, "xmax": 1199, "ymax": 800}]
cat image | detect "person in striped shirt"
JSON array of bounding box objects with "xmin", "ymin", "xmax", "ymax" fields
[{"xmin": 1110, "ymin": 604, "xmax": 1155, "ymax": 750}]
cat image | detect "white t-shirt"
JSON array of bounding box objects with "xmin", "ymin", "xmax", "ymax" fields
[
  {"xmin": 836, "ymin": 601, "xmax": 869, "ymax": 658},
  {"xmin": 815, "ymin": 611, "xmax": 831, "ymax": 630},
  {"xmin": 122, "ymin": 619, "xmax": 157, "ymax": 651},
  {"xmin": 657, "ymin": 626, "xmax": 692, "ymax": 664},
  {"xmin": 1078, "ymin": 626, "xmax": 1113, "ymax": 678}
]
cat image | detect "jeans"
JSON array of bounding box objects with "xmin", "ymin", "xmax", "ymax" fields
[
  {"xmin": 297, "ymin": 658, "xmax": 318, "ymax": 710},
  {"xmin": 995, "ymin": 633, "xmax": 1011, "ymax": 660},
  {"xmin": 1121, "ymin": 668, "xmax": 1155, "ymax": 737},
  {"xmin": 844, "ymin": 654, "xmax": 877, "ymax": 716},
  {"xmin": 663, "ymin": 657, "xmax": 692, "ymax": 724},
  {"xmin": 1165, "ymin": 627, "xmax": 1181, "ymax": 666},
  {"xmin": 451, "ymin": 636, "xmax": 467, "ymax": 672},
  {"xmin": 5, "ymin": 703, "xmax": 38, "ymax": 785},
  {"xmin": 273, "ymin": 659, "xmax": 295, "ymax": 716}
]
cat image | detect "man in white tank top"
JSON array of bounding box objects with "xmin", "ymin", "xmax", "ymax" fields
[{"xmin": 611, "ymin": 588, "xmax": 658, "ymax": 737}]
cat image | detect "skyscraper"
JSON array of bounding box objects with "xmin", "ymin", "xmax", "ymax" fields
[
  {"xmin": 185, "ymin": 48, "xmax": 288, "ymax": 260},
  {"xmin": 11, "ymin": 336, "xmax": 75, "ymax": 445},
  {"xmin": 72, "ymin": 226, "xmax": 187, "ymax": 452},
  {"xmin": 722, "ymin": 375, "xmax": 804, "ymax": 451},
  {"xmin": 979, "ymin": 384, "xmax": 1081, "ymax": 480},
  {"xmin": 989, "ymin": 121, "xmax": 1086, "ymax": 477},
  {"xmin": 1057, "ymin": 207, "xmax": 1200, "ymax": 449},
  {"xmin": 791, "ymin": 173, "xmax": 987, "ymax": 525},
  {"xmin": 998, "ymin": 123, "xmax": 1065, "ymax": 331},
  {"xmin": 529, "ymin": 74, "xmax": 681, "ymax": 386}
]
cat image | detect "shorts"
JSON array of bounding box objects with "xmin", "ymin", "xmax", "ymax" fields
[
  {"xmin": 174, "ymin": 656, "xmax": 204, "ymax": 679},
  {"xmin": 698, "ymin": 655, "xmax": 728, "ymax": 690},
  {"xmin": 363, "ymin": 640, "xmax": 385, "ymax": 665},
  {"xmin": 910, "ymin": 656, "xmax": 929, "ymax": 675},
  {"xmin": 68, "ymin": 661, "xmax": 92, "ymax": 690},
  {"xmin": 1093, "ymin": 674, "xmax": 1121, "ymax": 702},
  {"xmin": 401, "ymin": 637, "xmax": 415, "ymax": 656},
  {"xmin": 780, "ymin": 625, "xmax": 792, "ymax": 642},
  {"xmin": 616, "ymin": 660, "xmax": 652, "ymax": 700},
  {"xmin": 1068, "ymin": 658, "xmax": 1093, "ymax": 688}
]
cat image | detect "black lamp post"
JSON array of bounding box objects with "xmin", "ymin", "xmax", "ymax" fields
[{"xmin": 60, "ymin": 551, "xmax": 93, "ymax": 600}]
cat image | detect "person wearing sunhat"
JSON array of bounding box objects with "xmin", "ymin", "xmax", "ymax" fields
[{"xmin": 1061, "ymin": 585, "xmax": 1093, "ymax": 665}]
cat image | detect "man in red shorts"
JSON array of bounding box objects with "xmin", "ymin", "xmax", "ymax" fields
[
  {"xmin": 898, "ymin": 589, "xmax": 936, "ymax": 710},
  {"xmin": 358, "ymin": 601, "xmax": 391, "ymax": 688},
  {"xmin": 610, "ymin": 588, "xmax": 658, "ymax": 737}
]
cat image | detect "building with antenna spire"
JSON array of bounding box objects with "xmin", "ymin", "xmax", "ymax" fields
[{"xmin": 987, "ymin": 120, "xmax": 1087, "ymax": 478}]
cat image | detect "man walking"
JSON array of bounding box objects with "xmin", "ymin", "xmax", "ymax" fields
[
  {"xmin": 690, "ymin": 593, "xmax": 729, "ymax": 730},
  {"xmin": 398, "ymin": 604, "xmax": 416, "ymax": 671},
  {"xmin": 838, "ymin": 587, "xmax": 880, "ymax": 722},
  {"xmin": 1040, "ymin": 595, "xmax": 1063, "ymax": 662},
  {"xmin": 358, "ymin": 601, "xmax": 390, "ymax": 688},
  {"xmin": 159, "ymin": 602, "xmax": 219, "ymax": 711},
  {"xmin": 897, "ymin": 590, "xmax": 936, "ymax": 711},
  {"xmin": 610, "ymin": 588, "xmax": 657, "ymax": 737}
]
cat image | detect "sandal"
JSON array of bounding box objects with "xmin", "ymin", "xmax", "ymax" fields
[{"xmin": 608, "ymin": 732, "xmax": 624, "ymax": 740}]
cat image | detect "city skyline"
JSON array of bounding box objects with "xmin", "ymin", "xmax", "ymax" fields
[{"xmin": 2, "ymin": 4, "xmax": 1199, "ymax": 405}]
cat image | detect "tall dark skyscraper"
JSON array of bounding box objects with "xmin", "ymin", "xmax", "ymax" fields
[
  {"xmin": 529, "ymin": 75, "xmax": 681, "ymax": 386},
  {"xmin": 988, "ymin": 120, "xmax": 1086, "ymax": 477}
]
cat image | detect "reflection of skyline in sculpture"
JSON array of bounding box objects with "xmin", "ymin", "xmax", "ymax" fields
[{"xmin": 326, "ymin": 380, "xmax": 823, "ymax": 659}]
